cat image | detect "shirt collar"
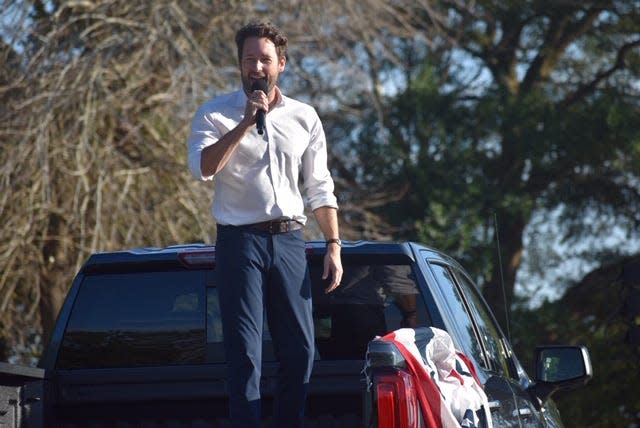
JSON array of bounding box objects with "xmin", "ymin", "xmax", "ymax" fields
[{"xmin": 270, "ymin": 86, "xmax": 285, "ymax": 109}]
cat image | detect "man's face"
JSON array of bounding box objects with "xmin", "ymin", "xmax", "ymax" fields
[{"xmin": 240, "ymin": 37, "xmax": 286, "ymax": 97}]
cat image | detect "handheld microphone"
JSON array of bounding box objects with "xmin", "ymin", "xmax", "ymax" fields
[{"xmin": 251, "ymin": 80, "xmax": 268, "ymax": 135}]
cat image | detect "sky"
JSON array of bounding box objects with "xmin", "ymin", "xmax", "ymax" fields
[{"xmin": 517, "ymin": 207, "xmax": 640, "ymax": 307}]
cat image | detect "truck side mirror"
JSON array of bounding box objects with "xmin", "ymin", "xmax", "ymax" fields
[{"xmin": 530, "ymin": 345, "xmax": 592, "ymax": 405}]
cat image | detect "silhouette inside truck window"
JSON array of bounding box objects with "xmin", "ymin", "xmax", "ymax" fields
[{"xmin": 310, "ymin": 263, "xmax": 430, "ymax": 360}]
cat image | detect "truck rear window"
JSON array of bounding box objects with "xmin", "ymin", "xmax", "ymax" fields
[
  {"xmin": 57, "ymin": 271, "xmax": 206, "ymax": 369},
  {"xmin": 57, "ymin": 258, "xmax": 430, "ymax": 368}
]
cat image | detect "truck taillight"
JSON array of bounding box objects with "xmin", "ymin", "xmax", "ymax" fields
[{"xmin": 375, "ymin": 368, "xmax": 419, "ymax": 428}]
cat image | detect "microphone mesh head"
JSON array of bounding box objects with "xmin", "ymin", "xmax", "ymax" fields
[{"xmin": 251, "ymin": 80, "xmax": 268, "ymax": 92}]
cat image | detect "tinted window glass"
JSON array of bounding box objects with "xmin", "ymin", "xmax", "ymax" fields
[
  {"xmin": 429, "ymin": 263, "xmax": 487, "ymax": 370},
  {"xmin": 310, "ymin": 262, "xmax": 430, "ymax": 360},
  {"xmin": 453, "ymin": 270, "xmax": 511, "ymax": 377},
  {"xmin": 57, "ymin": 271, "xmax": 206, "ymax": 369}
]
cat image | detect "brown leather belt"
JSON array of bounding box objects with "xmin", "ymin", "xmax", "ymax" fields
[{"xmin": 245, "ymin": 219, "xmax": 303, "ymax": 234}]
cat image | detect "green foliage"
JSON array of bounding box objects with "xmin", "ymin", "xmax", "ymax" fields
[
  {"xmin": 511, "ymin": 260, "xmax": 640, "ymax": 427},
  {"xmin": 339, "ymin": 1, "xmax": 640, "ymax": 297}
]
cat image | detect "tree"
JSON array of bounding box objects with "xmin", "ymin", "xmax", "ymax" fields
[
  {"xmin": 337, "ymin": 0, "xmax": 640, "ymax": 328},
  {"xmin": 0, "ymin": 0, "xmax": 248, "ymax": 357},
  {"xmin": 511, "ymin": 254, "xmax": 640, "ymax": 426},
  {"xmin": 0, "ymin": 0, "xmax": 448, "ymax": 361},
  {"xmin": 1, "ymin": 0, "xmax": 638, "ymax": 423}
]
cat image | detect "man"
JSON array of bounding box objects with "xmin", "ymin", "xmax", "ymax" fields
[{"xmin": 187, "ymin": 21, "xmax": 343, "ymax": 428}]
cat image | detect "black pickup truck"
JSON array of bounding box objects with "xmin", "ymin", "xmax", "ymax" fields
[{"xmin": 0, "ymin": 241, "xmax": 591, "ymax": 427}]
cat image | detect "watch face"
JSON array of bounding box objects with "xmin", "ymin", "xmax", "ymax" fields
[{"xmin": 327, "ymin": 239, "xmax": 341, "ymax": 246}]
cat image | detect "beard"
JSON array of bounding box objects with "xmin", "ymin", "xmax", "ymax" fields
[{"xmin": 242, "ymin": 75, "xmax": 275, "ymax": 96}]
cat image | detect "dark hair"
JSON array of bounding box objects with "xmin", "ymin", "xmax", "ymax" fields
[{"xmin": 235, "ymin": 21, "xmax": 288, "ymax": 63}]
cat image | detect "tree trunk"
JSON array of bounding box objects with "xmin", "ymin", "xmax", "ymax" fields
[{"xmin": 39, "ymin": 213, "xmax": 73, "ymax": 347}]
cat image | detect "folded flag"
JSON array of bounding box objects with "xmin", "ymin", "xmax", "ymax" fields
[{"xmin": 372, "ymin": 327, "xmax": 493, "ymax": 428}]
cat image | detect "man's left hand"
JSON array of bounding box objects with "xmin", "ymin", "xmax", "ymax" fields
[{"xmin": 322, "ymin": 246, "xmax": 343, "ymax": 293}]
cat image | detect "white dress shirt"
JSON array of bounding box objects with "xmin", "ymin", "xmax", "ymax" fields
[{"xmin": 187, "ymin": 89, "xmax": 338, "ymax": 226}]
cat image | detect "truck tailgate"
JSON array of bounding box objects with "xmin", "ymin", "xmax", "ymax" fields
[{"xmin": 50, "ymin": 361, "xmax": 365, "ymax": 427}]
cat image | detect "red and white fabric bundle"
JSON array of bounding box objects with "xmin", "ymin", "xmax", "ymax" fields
[{"xmin": 377, "ymin": 327, "xmax": 493, "ymax": 428}]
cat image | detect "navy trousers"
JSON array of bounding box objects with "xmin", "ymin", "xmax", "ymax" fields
[{"xmin": 215, "ymin": 225, "xmax": 314, "ymax": 428}]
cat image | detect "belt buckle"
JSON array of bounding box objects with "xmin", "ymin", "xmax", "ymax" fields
[
  {"xmin": 279, "ymin": 220, "xmax": 288, "ymax": 233},
  {"xmin": 266, "ymin": 219, "xmax": 292, "ymax": 234},
  {"xmin": 268, "ymin": 220, "xmax": 281, "ymax": 234}
]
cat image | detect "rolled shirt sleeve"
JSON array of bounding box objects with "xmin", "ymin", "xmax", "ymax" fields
[{"xmin": 302, "ymin": 111, "xmax": 338, "ymax": 211}]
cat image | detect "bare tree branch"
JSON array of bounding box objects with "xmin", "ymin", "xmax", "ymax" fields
[{"xmin": 560, "ymin": 38, "xmax": 640, "ymax": 107}]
